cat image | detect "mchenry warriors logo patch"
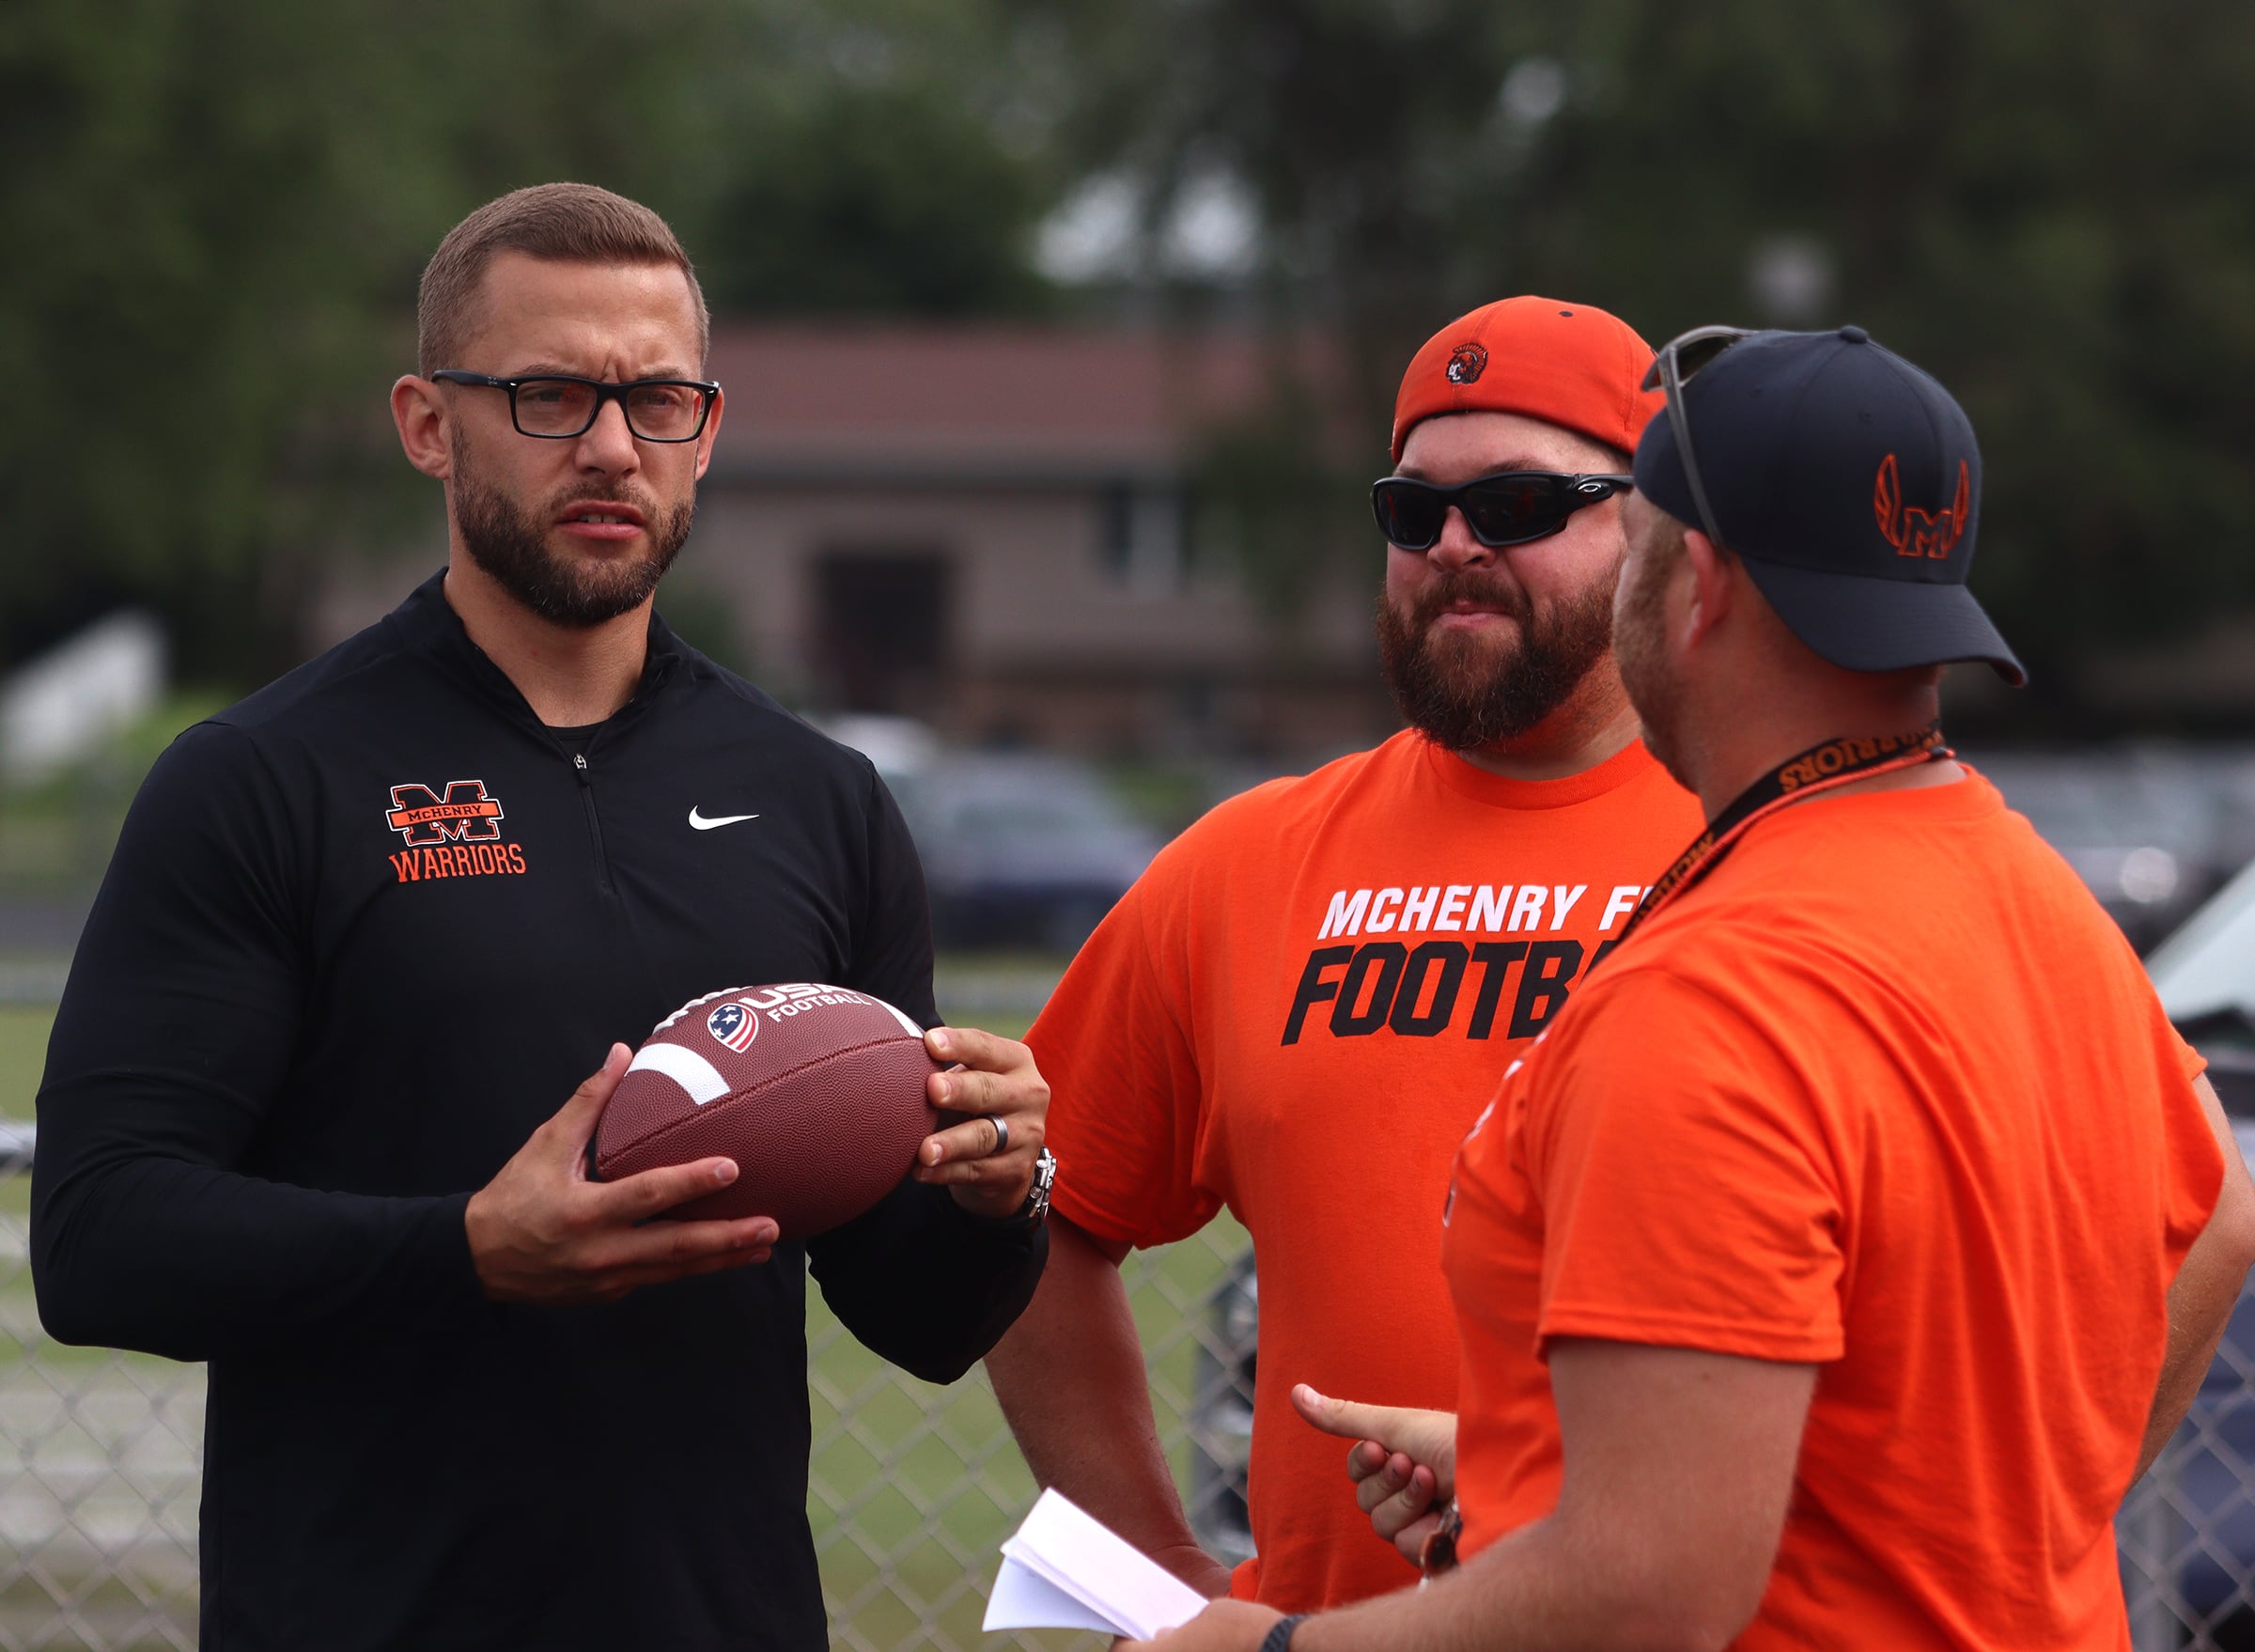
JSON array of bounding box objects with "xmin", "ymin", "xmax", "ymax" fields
[
  {"xmin": 385, "ymin": 780, "xmax": 505, "ymax": 845},
  {"xmin": 382, "ymin": 779, "xmax": 528, "ymax": 883}
]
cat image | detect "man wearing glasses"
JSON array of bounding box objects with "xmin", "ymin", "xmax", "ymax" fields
[
  {"xmin": 987, "ymin": 299, "xmax": 1703, "ymax": 1611},
  {"xmin": 31, "ymin": 183, "xmax": 1053, "ymax": 1652},
  {"xmin": 1131, "ymin": 327, "xmax": 2255, "ymax": 1652}
]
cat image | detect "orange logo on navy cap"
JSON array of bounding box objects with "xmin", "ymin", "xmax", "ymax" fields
[
  {"xmin": 1445, "ymin": 342, "xmax": 1487, "ymax": 385},
  {"xmin": 1874, "ymin": 454, "xmax": 1970, "ymax": 560}
]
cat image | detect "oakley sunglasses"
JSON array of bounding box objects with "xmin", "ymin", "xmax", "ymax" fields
[
  {"xmin": 1369, "ymin": 471, "xmax": 1635, "ymax": 553},
  {"xmin": 1640, "ymin": 324, "xmax": 1756, "ymax": 552}
]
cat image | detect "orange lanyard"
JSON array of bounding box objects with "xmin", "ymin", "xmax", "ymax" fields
[{"xmin": 1606, "ymin": 725, "xmax": 1953, "ymax": 957}]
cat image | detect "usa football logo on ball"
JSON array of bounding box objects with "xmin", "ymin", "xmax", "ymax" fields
[{"xmin": 707, "ymin": 1001, "xmax": 756, "ymax": 1052}]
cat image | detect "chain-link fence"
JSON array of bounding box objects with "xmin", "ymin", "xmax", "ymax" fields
[
  {"xmin": 0, "ymin": 1156, "xmax": 201, "ymax": 1652},
  {"xmin": 0, "ymin": 1139, "xmax": 1250, "ymax": 1652},
  {"xmin": 2114, "ymin": 1124, "xmax": 2255, "ymax": 1651},
  {"xmin": 0, "ymin": 967, "xmax": 1264, "ymax": 1652},
  {"xmin": 3, "ymin": 1000, "xmax": 2254, "ymax": 1649},
  {"xmin": 2123, "ymin": 1301, "xmax": 2255, "ymax": 1650}
]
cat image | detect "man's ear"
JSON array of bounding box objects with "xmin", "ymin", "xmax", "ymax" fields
[
  {"xmin": 1680, "ymin": 528, "xmax": 1737, "ymax": 652},
  {"xmin": 391, "ymin": 376, "xmax": 453, "ymax": 481},
  {"xmin": 692, "ymin": 385, "xmax": 724, "ymax": 482}
]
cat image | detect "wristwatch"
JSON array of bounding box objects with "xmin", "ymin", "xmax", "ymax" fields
[
  {"xmin": 1017, "ymin": 1146, "xmax": 1057, "ymax": 1223},
  {"xmin": 1261, "ymin": 1614, "xmax": 1310, "ymax": 1652}
]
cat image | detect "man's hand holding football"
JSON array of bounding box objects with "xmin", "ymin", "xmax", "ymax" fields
[
  {"xmin": 915, "ymin": 1026, "xmax": 1050, "ymax": 1218},
  {"xmin": 465, "ymin": 1043, "xmax": 780, "ymax": 1303}
]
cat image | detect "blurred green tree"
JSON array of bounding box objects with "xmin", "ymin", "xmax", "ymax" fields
[
  {"xmin": 0, "ymin": 0, "xmax": 751, "ymax": 678},
  {"xmin": 0, "ymin": 0, "xmax": 1058, "ymax": 681},
  {"xmin": 701, "ymin": 80, "xmax": 1055, "ymax": 316},
  {"xmin": 1027, "ymin": 0, "xmax": 2255, "ymax": 725},
  {"xmin": 9, "ymin": 0, "xmax": 2252, "ymax": 729}
]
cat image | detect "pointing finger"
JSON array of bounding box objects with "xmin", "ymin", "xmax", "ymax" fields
[
  {"xmin": 1293, "ymin": 1383, "xmax": 1401, "ymax": 1445},
  {"xmin": 1293, "ymin": 1384, "xmax": 1454, "ymax": 1470}
]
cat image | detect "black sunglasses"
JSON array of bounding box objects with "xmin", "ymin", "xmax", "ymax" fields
[
  {"xmin": 1370, "ymin": 471, "xmax": 1634, "ymax": 553},
  {"xmin": 1639, "ymin": 325, "xmax": 1754, "ymax": 552}
]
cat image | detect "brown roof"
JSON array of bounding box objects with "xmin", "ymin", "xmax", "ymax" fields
[{"xmin": 702, "ymin": 322, "xmax": 1293, "ymax": 485}]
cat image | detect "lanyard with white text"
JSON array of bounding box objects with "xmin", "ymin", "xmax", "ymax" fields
[{"xmin": 1605, "ymin": 725, "xmax": 1954, "ymax": 957}]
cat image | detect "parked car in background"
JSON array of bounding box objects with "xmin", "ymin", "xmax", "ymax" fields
[
  {"xmin": 2131, "ymin": 853, "xmax": 2255, "ymax": 1644},
  {"xmin": 903, "ymin": 752, "xmax": 1160, "ymax": 953},
  {"xmin": 814, "ymin": 716, "xmax": 1161, "ymax": 954},
  {"xmin": 1973, "ymin": 746, "xmax": 2253, "ymax": 953},
  {"xmin": 815, "ymin": 712, "xmax": 943, "ymax": 787},
  {"xmin": 2149, "ymin": 855, "xmax": 2255, "ymax": 1118}
]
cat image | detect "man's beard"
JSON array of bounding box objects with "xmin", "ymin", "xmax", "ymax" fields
[
  {"xmin": 452, "ymin": 429, "xmax": 696, "ymax": 629},
  {"xmin": 1611, "ymin": 538, "xmax": 1687, "ymax": 786},
  {"xmin": 1376, "ymin": 560, "xmax": 1620, "ymax": 752}
]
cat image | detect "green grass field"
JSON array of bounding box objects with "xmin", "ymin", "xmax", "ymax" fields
[
  {"xmin": 0, "ymin": 1005, "xmax": 51, "ymax": 1118},
  {"xmin": 0, "ymin": 1002, "xmax": 1249, "ymax": 1651}
]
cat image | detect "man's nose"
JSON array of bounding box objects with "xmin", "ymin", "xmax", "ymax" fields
[
  {"xmin": 573, "ymin": 395, "xmax": 641, "ymax": 474},
  {"xmin": 1426, "ymin": 506, "xmax": 1496, "ymax": 571}
]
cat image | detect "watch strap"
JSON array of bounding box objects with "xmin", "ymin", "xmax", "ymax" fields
[
  {"xmin": 1019, "ymin": 1145, "xmax": 1056, "ymax": 1222},
  {"xmin": 1260, "ymin": 1613, "xmax": 1310, "ymax": 1652},
  {"xmin": 972, "ymin": 1145, "xmax": 1055, "ymax": 1228}
]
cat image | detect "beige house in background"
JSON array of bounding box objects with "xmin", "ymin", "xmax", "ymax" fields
[{"xmin": 319, "ymin": 323, "xmax": 1396, "ymax": 758}]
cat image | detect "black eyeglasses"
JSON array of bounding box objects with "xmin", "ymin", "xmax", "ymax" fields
[
  {"xmin": 1369, "ymin": 471, "xmax": 1634, "ymax": 553},
  {"xmin": 1640, "ymin": 326, "xmax": 1753, "ymax": 552},
  {"xmin": 431, "ymin": 370, "xmax": 721, "ymax": 442}
]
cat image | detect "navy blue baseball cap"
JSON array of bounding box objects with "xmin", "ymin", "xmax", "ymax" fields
[{"xmin": 1634, "ymin": 324, "xmax": 2026, "ymax": 685}]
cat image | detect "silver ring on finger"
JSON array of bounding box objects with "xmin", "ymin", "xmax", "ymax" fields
[{"xmin": 984, "ymin": 1114, "xmax": 1008, "ymax": 1157}]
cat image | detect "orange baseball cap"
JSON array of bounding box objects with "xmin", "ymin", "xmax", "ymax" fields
[{"xmin": 1391, "ymin": 296, "xmax": 1663, "ymax": 463}]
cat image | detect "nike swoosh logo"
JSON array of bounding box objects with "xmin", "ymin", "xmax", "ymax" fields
[{"xmin": 689, "ymin": 807, "xmax": 760, "ymax": 831}]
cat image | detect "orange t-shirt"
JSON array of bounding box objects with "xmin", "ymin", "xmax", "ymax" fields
[
  {"xmin": 1443, "ymin": 769, "xmax": 2224, "ymax": 1648},
  {"xmin": 1028, "ymin": 731, "xmax": 1702, "ymax": 1610}
]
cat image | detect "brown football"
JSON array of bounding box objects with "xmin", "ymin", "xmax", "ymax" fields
[{"xmin": 593, "ymin": 982, "xmax": 941, "ymax": 1240}]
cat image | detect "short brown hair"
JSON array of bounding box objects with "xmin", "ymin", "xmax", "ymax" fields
[{"xmin": 416, "ymin": 182, "xmax": 709, "ymax": 374}]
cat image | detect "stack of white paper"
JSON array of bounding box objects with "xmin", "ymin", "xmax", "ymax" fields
[{"xmin": 982, "ymin": 1488, "xmax": 1210, "ymax": 1640}]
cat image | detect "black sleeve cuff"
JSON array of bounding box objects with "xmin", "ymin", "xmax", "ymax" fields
[{"xmin": 807, "ymin": 1179, "xmax": 1050, "ymax": 1384}]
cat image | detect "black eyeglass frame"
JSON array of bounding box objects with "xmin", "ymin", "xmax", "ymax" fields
[
  {"xmin": 1369, "ymin": 471, "xmax": 1636, "ymax": 553},
  {"xmin": 1638, "ymin": 325, "xmax": 1754, "ymax": 553},
  {"xmin": 429, "ymin": 369, "xmax": 722, "ymax": 443}
]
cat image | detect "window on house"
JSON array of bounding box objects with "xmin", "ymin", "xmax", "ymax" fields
[
  {"xmin": 814, "ymin": 551, "xmax": 952, "ymax": 713},
  {"xmin": 1097, "ymin": 483, "xmax": 1186, "ymax": 599}
]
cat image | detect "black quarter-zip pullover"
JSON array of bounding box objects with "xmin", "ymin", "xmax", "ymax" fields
[{"xmin": 30, "ymin": 572, "xmax": 1045, "ymax": 1652}]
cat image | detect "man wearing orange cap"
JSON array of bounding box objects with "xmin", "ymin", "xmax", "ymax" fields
[
  {"xmin": 985, "ymin": 299, "xmax": 1705, "ymax": 1611},
  {"xmin": 1124, "ymin": 326, "xmax": 2255, "ymax": 1652}
]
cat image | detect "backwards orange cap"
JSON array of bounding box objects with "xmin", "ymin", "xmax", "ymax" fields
[{"xmin": 1391, "ymin": 296, "xmax": 1662, "ymax": 463}]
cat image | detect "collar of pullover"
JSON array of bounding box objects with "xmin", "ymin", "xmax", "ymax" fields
[{"xmin": 389, "ymin": 569, "xmax": 692, "ymax": 733}]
